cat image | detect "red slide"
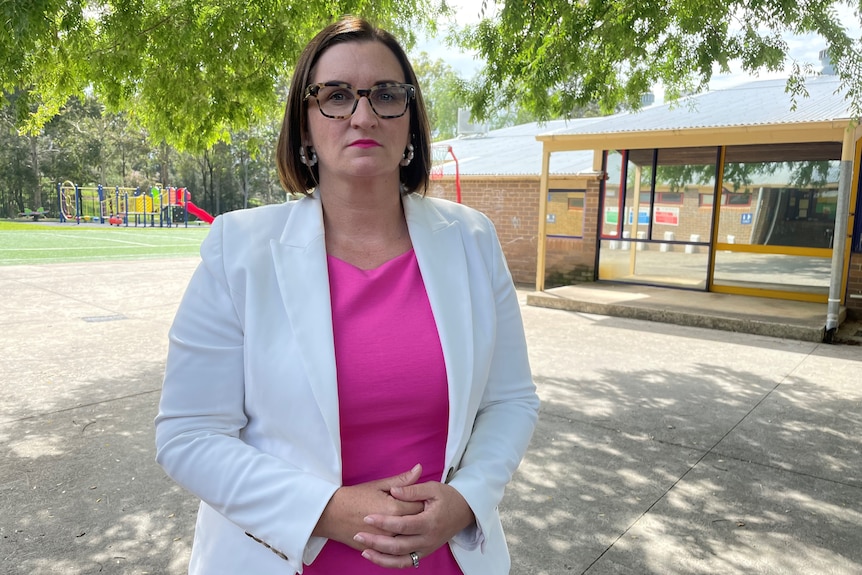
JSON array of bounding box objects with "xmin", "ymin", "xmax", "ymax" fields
[{"xmin": 184, "ymin": 200, "xmax": 214, "ymax": 224}]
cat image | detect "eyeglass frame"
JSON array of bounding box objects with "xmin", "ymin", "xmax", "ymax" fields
[{"xmin": 304, "ymin": 81, "xmax": 416, "ymax": 119}]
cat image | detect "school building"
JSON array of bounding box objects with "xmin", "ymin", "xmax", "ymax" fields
[{"xmin": 429, "ymin": 67, "xmax": 861, "ymax": 323}]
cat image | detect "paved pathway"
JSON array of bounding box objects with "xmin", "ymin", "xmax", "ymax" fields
[{"xmin": 1, "ymin": 258, "xmax": 860, "ymax": 574}]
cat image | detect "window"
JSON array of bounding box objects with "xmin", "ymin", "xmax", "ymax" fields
[
  {"xmin": 656, "ymin": 192, "xmax": 683, "ymax": 204},
  {"xmin": 568, "ymin": 196, "xmax": 585, "ymax": 210},
  {"xmin": 724, "ymin": 192, "xmax": 752, "ymax": 207},
  {"xmin": 721, "ymin": 143, "xmax": 840, "ymax": 248}
]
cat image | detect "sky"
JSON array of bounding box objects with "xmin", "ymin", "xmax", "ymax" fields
[
  {"xmin": 412, "ymin": 0, "xmax": 489, "ymax": 79},
  {"xmin": 413, "ymin": 0, "xmax": 859, "ymax": 104}
]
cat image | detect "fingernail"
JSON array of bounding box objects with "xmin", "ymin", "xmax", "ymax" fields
[
  {"xmin": 354, "ymin": 534, "xmax": 365, "ymax": 544},
  {"xmin": 363, "ymin": 516, "xmax": 374, "ymax": 525},
  {"xmin": 412, "ymin": 463, "xmax": 421, "ymax": 473},
  {"xmin": 391, "ymin": 486, "xmax": 403, "ymax": 496},
  {"xmin": 361, "ymin": 551, "xmax": 372, "ymax": 560}
]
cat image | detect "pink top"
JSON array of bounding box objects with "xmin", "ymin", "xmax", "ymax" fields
[{"xmin": 304, "ymin": 249, "xmax": 463, "ymax": 574}]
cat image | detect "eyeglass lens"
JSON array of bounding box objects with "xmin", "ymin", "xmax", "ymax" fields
[{"xmin": 314, "ymin": 84, "xmax": 410, "ymax": 118}]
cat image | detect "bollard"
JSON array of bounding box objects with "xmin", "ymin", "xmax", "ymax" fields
[
  {"xmin": 660, "ymin": 231, "xmax": 674, "ymax": 252},
  {"xmin": 686, "ymin": 234, "xmax": 700, "ymax": 254}
]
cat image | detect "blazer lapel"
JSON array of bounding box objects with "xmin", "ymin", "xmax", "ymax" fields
[
  {"xmin": 403, "ymin": 195, "xmax": 474, "ymax": 470},
  {"xmin": 270, "ymin": 195, "xmax": 341, "ymax": 460},
  {"xmin": 266, "ymin": 194, "xmax": 476, "ymax": 472}
]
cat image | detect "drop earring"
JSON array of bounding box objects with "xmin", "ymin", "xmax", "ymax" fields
[
  {"xmin": 399, "ymin": 143, "xmax": 414, "ymax": 167},
  {"xmin": 299, "ymin": 146, "xmax": 318, "ymax": 167}
]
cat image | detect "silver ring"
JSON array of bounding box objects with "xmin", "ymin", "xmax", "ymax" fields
[{"xmin": 409, "ymin": 551, "xmax": 420, "ymax": 568}]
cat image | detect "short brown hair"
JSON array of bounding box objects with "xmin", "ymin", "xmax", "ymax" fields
[{"xmin": 276, "ymin": 16, "xmax": 431, "ymax": 196}]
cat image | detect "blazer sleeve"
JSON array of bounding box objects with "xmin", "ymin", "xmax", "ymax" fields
[
  {"xmin": 447, "ymin": 215, "xmax": 540, "ymax": 550},
  {"xmin": 154, "ymin": 216, "xmax": 338, "ymax": 573}
]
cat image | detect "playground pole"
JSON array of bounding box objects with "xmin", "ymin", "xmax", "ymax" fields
[
  {"xmin": 97, "ymin": 184, "xmax": 104, "ymax": 223},
  {"xmin": 159, "ymin": 190, "xmax": 165, "ymax": 228},
  {"xmin": 75, "ymin": 184, "xmax": 82, "ymax": 225},
  {"xmin": 123, "ymin": 191, "xmax": 129, "ymax": 227},
  {"xmin": 183, "ymin": 189, "xmax": 190, "ymax": 228},
  {"xmin": 169, "ymin": 188, "xmax": 176, "ymax": 227},
  {"xmin": 57, "ymin": 182, "xmax": 64, "ymax": 223}
]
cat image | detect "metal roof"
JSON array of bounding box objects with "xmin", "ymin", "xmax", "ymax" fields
[
  {"xmin": 432, "ymin": 75, "xmax": 855, "ymax": 177},
  {"xmin": 433, "ymin": 119, "xmax": 598, "ymax": 176},
  {"xmin": 546, "ymin": 75, "xmax": 855, "ymax": 137}
]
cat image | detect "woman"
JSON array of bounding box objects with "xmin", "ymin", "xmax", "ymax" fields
[{"xmin": 155, "ymin": 15, "xmax": 539, "ymax": 574}]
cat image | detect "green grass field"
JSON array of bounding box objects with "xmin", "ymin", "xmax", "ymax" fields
[{"xmin": 0, "ymin": 220, "xmax": 209, "ymax": 266}]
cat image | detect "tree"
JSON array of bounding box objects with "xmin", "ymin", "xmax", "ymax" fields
[
  {"xmin": 3, "ymin": 1, "xmax": 445, "ymax": 153},
  {"xmin": 412, "ymin": 52, "xmax": 466, "ymax": 139},
  {"xmin": 460, "ymin": 0, "xmax": 862, "ymax": 120},
  {"xmin": 0, "ymin": 96, "xmax": 38, "ymax": 217},
  {"xmin": 0, "ymin": 85, "xmax": 296, "ymax": 218},
  {"xmin": 413, "ymin": 50, "xmax": 562, "ymax": 138}
]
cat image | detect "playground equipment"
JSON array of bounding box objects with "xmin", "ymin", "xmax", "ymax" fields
[
  {"xmin": 172, "ymin": 187, "xmax": 214, "ymax": 224},
  {"xmin": 58, "ymin": 180, "xmax": 83, "ymax": 222},
  {"xmin": 57, "ymin": 181, "xmax": 214, "ymax": 227}
]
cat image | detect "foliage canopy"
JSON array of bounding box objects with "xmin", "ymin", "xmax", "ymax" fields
[
  {"xmin": 460, "ymin": 0, "xmax": 862, "ymax": 120},
  {"xmin": 5, "ymin": 0, "xmax": 862, "ymax": 154},
  {"xmin": 1, "ymin": 0, "xmax": 440, "ymax": 152}
]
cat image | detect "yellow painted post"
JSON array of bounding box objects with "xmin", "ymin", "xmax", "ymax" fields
[{"xmin": 535, "ymin": 148, "xmax": 551, "ymax": 291}]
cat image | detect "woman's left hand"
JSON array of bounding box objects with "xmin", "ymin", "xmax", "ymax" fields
[{"xmin": 353, "ymin": 475, "xmax": 476, "ymax": 569}]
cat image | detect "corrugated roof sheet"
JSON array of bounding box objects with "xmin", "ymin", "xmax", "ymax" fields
[
  {"xmin": 432, "ymin": 75, "xmax": 855, "ymax": 177},
  {"xmin": 433, "ymin": 119, "xmax": 598, "ymax": 176},
  {"xmin": 549, "ymin": 76, "xmax": 854, "ymax": 136}
]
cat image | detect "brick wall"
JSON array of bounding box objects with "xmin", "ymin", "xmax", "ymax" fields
[
  {"xmin": 428, "ymin": 177, "xmax": 540, "ymax": 286},
  {"xmin": 427, "ymin": 174, "xmax": 600, "ymax": 288}
]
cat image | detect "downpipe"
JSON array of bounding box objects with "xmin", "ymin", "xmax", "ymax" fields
[{"xmin": 823, "ymin": 159, "xmax": 852, "ymax": 343}]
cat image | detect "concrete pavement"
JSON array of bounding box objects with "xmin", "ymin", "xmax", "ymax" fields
[
  {"xmin": 528, "ymin": 283, "xmax": 859, "ymax": 344},
  {"xmin": 1, "ymin": 258, "xmax": 860, "ymax": 574}
]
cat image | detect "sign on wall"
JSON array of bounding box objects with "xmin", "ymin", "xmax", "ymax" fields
[
  {"xmin": 654, "ymin": 207, "xmax": 680, "ymax": 225},
  {"xmin": 627, "ymin": 208, "xmax": 651, "ymax": 225}
]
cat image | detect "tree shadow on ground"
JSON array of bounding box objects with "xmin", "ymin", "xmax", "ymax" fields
[
  {"xmin": 502, "ymin": 358, "xmax": 862, "ymax": 575},
  {"xmin": 0, "ymin": 365, "xmax": 197, "ymax": 575},
  {"xmin": 3, "ymin": 300, "xmax": 860, "ymax": 575}
]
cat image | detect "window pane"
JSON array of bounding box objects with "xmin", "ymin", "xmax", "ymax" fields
[
  {"xmin": 713, "ymin": 251, "xmax": 830, "ymax": 295},
  {"xmin": 652, "ymin": 147, "xmax": 717, "ymax": 243},
  {"xmin": 623, "ymin": 149, "xmax": 653, "ymax": 243},
  {"xmin": 598, "ymin": 239, "xmax": 709, "ymax": 289},
  {"xmin": 657, "ymin": 192, "xmax": 683, "ymax": 204},
  {"xmin": 568, "ymin": 196, "xmax": 585, "ymax": 209},
  {"xmin": 601, "ymin": 151, "xmax": 624, "ymax": 237},
  {"xmin": 720, "ymin": 143, "xmax": 841, "ymax": 248}
]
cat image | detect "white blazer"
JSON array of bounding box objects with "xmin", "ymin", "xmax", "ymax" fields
[{"xmin": 155, "ymin": 193, "xmax": 539, "ymax": 574}]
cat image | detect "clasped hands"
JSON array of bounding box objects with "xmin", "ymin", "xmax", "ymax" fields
[{"xmin": 314, "ymin": 463, "xmax": 475, "ymax": 569}]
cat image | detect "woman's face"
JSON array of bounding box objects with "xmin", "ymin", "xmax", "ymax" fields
[{"xmin": 305, "ymin": 40, "xmax": 411, "ymax": 185}]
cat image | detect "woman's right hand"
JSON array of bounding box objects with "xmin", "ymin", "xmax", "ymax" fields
[{"xmin": 313, "ymin": 464, "xmax": 425, "ymax": 549}]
